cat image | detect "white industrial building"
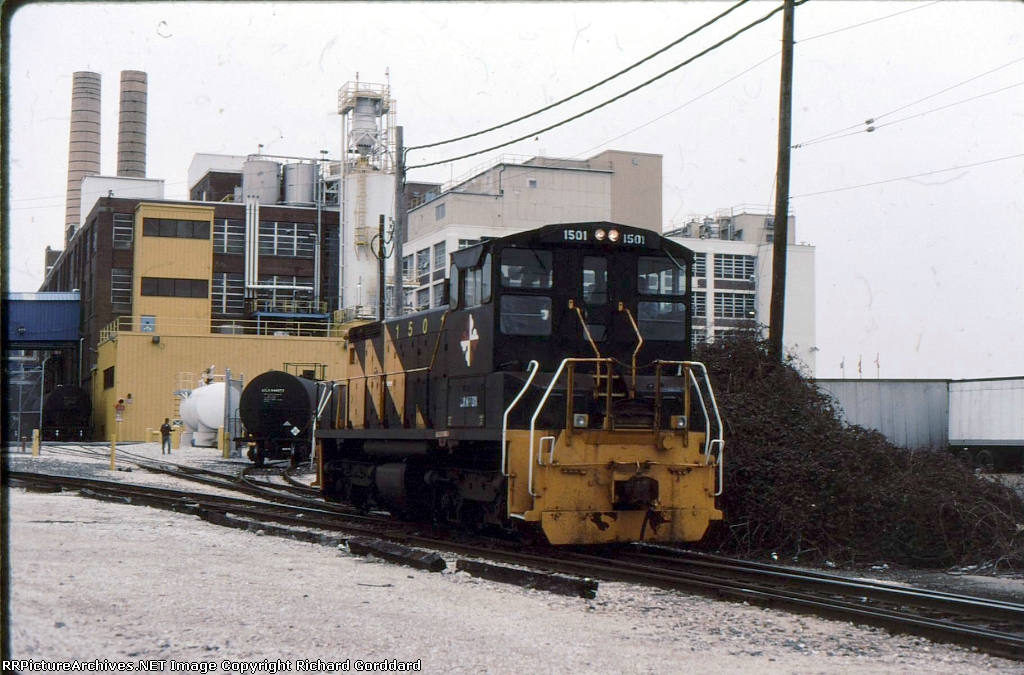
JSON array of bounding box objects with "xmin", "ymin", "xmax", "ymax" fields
[{"xmin": 664, "ymin": 207, "xmax": 817, "ymax": 374}]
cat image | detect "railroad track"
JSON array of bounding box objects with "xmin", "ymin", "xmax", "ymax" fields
[{"xmin": 7, "ymin": 466, "xmax": 1024, "ymax": 661}]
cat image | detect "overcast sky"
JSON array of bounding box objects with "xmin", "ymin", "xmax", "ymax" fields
[{"xmin": 5, "ymin": 1, "xmax": 1022, "ymax": 379}]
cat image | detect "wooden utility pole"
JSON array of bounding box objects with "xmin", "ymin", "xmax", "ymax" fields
[
  {"xmin": 377, "ymin": 213, "xmax": 386, "ymax": 322},
  {"xmin": 393, "ymin": 126, "xmax": 406, "ymax": 318},
  {"xmin": 769, "ymin": 0, "xmax": 795, "ymax": 363}
]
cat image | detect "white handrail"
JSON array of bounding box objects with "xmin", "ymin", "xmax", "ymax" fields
[{"xmin": 501, "ymin": 360, "xmax": 539, "ymax": 477}]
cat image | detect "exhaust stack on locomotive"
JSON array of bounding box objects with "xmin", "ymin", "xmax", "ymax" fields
[{"xmin": 317, "ymin": 222, "xmax": 725, "ymax": 545}]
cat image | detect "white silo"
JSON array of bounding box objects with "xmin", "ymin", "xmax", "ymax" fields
[
  {"xmin": 335, "ymin": 77, "xmax": 396, "ymax": 321},
  {"xmin": 242, "ymin": 158, "xmax": 281, "ymax": 204}
]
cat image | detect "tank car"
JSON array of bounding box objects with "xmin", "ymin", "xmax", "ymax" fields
[
  {"xmin": 42, "ymin": 385, "xmax": 91, "ymax": 441},
  {"xmin": 239, "ymin": 370, "xmax": 325, "ymax": 466},
  {"xmin": 317, "ymin": 222, "xmax": 725, "ymax": 545}
]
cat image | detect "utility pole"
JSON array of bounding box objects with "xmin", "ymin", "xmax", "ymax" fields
[
  {"xmin": 769, "ymin": 0, "xmax": 795, "ymax": 363},
  {"xmin": 378, "ymin": 214, "xmax": 386, "ymax": 322},
  {"xmin": 393, "ymin": 126, "xmax": 406, "ymax": 318}
]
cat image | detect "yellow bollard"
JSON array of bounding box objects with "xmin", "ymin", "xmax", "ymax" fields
[
  {"xmin": 32, "ymin": 429, "xmax": 41, "ymax": 456},
  {"xmin": 110, "ymin": 431, "xmax": 117, "ymax": 471},
  {"xmin": 171, "ymin": 428, "xmax": 181, "ymax": 450},
  {"xmin": 219, "ymin": 426, "xmax": 228, "ymax": 459}
]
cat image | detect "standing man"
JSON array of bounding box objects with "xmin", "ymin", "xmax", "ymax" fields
[{"xmin": 160, "ymin": 418, "xmax": 172, "ymax": 454}]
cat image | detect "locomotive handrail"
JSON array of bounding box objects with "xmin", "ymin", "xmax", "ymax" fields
[
  {"xmin": 654, "ymin": 359, "xmax": 725, "ymax": 466},
  {"xmin": 502, "ymin": 360, "xmax": 540, "ymax": 477},
  {"xmin": 618, "ymin": 304, "xmax": 643, "ymax": 397},
  {"xmin": 528, "ymin": 357, "xmax": 615, "ymax": 497}
]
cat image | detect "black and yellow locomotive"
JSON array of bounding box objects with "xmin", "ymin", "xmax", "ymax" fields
[{"xmin": 318, "ymin": 222, "xmax": 724, "ymax": 545}]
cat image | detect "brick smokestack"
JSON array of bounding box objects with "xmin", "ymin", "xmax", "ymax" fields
[
  {"xmin": 117, "ymin": 70, "xmax": 148, "ymax": 178},
  {"xmin": 64, "ymin": 71, "xmax": 102, "ymax": 246}
]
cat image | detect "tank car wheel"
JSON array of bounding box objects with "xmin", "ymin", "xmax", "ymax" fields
[
  {"xmin": 289, "ymin": 448, "xmax": 299, "ymax": 469},
  {"xmin": 976, "ymin": 450, "xmax": 995, "ymax": 473},
  {"xmin": 254, "ymin": 447, "xmax": 265, "ymax": 467}
]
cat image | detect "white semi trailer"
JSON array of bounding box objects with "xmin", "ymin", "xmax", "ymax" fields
[{"xmin": 948, "ymin": 377, "xmax": 1024, "ymax": 472}]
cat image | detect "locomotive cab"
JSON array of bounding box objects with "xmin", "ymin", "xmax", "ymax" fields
[{"xmin": 320, "ymin": 222, "xmax": 724, "ymax": 545}]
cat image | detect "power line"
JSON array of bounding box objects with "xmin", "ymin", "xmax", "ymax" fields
[
  {"xmin": 407, "ymin": 0, "xmax": 755, "ymax": 152},
  {"xmin": 794, "ymin": 82, "xmax": 1024, "ymax": 149},
  {"xmin": 790, "ymin": 154, "xmax": 1024, "ymax": 199},
  {"xmin": 408, "ymin": 3, "xmax": 787, "ymax": 171},
  {"xmin": 799, "ymin": 0, "xmax": 946, "ymax": 43},
  {"xmin": 794, "ymin": 57, "xmax": 1024, "ymax": 148}
]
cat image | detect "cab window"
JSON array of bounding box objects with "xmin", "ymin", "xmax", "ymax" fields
[
  {"xmin": 583, "ymin": 256, "xmax": 607, "ymax": 304},
  {"xmin": 638, "ymin": 301, "xmax": 687, "ymax": 341},
  {"xmin": 500, "ymin": 295, "xmax": 552, "ymax": 336},
  {"xmin": 638, "ymin": 257, "xmax": 686, "ymax": 296},
  {"xmin": 501, "ymin": 249, "xmax": 552, "ymax": 289},
  {"xmin": 461, "ymin": 253, "xmax": 492, "ymax": 308}
]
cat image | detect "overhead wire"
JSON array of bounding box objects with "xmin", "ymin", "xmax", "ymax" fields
[
  {"xmin": 798, "ymin": 0, "xmax": 946, "ymax": 43},
  {"xmin": 793, "ymin": 57, "xmax": 1024, "ymax": 148},
  {"xmin": 407, "ymin": 3, "xmax": 787, "ymax": 170},
  {"xmin": 406, "ymin": 0, "xmax": 755, "ymax": 152},
  {"xmin": 790, "ymin": 154, "xmax": 1024, "ymax": 199}
]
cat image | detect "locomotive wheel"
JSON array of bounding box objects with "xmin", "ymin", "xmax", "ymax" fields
[
  {"xmin": 289, "ymin": 448, "xmax": 299, "ymax": 469},
  {"xmin": 254, "ymin": 448, "xmax": 265, "ymax": 467}
]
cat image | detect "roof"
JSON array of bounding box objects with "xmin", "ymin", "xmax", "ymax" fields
[{"xmin": 5, "ymin": 292, "xmax": 81, "ymax": 301}]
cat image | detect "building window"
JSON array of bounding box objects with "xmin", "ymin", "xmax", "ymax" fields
[
  {"xmin": 103, "ymin": 366, "xmax": 115, "ymax": 390},
  {"xmin": 416, "ymin": 287, "xmax": 430, "ymax": 312},
  {"xmin": 140, "ymin": 277, "xmax": 209, "ymax": 299},
  {"xmin": 433, "ymin": 241, "xmax": 446, "ymax": 271},
  {"xmin": 692, "ymin": 253, "xmax": 706, "ymax": 278},
  {"xmin": 211, "ymin": 273, "xmax": 245, "ymax": 315},
  {"xmin": 692, "ymin": 291, "xmax": 707, "ymax": 318},
  {"xmin": 403, "ymin": 287, "xmax": 414, "ymax": 312},
  {"xmin": 714, "ymin": 292, "xmax": 755, "ymax": 319},
  {"xmin": 432, "ymin": 282, "xmax": 445, "ymax": 308},
  {"xmin": 255, "ymin": 275, "xmax": 314, "ymax": 311},
  {"xmin": 458, "ymin": 238, "xmax": 480, "ymax": 250},
  {"xmin": 258, "ymin": 221, "xmax": 315, "ymax": 258},
  {"xmin": 528, "ymin": 179, "xmax": 538, "ymax": 188},
  {"xmin": 402, "ymin": 255, "xmax": 414, "ymax": 282},
  {"xmin": 692, "ymin": 327, "xmax": 707, "ymax": 344},
  {"xmin": 714, "ymin": 254, "xmax": 756, "ymax": 281},
  {"xmin": 112, "ymin": 214, "xmax": 134, "ymax": 249},
  {"xmin": 142, "ymin": 218, "xmax": 211, "ymax": 240},
  {"xmin": 110, "ymin": 268, "xmax": 132, "ymax": 306},
  {"xmin": 435, "ymin": 202, "xmax": 446, "ymax": 220},
  {"xmin": 214, "ymin": 219, "xmax": 245, "ymax": 255},
  {"xmin": 416, "ymin": 248, "xmax": 431, "ymax": 281}
]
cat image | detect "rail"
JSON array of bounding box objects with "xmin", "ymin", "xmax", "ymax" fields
[{"xmin": 99, "ymin": 315, "xmax": 338, "ymax": 342}]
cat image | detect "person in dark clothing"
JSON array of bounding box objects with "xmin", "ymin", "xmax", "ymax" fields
[{"xmin": 160, "ymin": 418, "xmax": 172, "ymax": 454}]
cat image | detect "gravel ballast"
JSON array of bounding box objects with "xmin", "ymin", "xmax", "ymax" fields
[{"xmin": 5, "ymin": 445, "xmax": 1023, "ymax": 673}]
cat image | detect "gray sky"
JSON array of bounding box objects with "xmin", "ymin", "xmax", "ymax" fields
[{"xmin": 6, "ymin": 1, "xmax": 1022, "ymax": 379}]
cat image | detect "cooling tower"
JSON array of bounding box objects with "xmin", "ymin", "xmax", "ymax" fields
[
  {"xmin": 117, "ymin": 70, "xmax": 148, "ymax": 177},
  {"xmin": 64, "ymin": 71, "xmax": 102, "ymax": 245}
]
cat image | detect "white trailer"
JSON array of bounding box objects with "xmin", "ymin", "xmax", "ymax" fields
[{"xmin": 948, "ymin": 377, "xmax": 1024, "ymax": 471}]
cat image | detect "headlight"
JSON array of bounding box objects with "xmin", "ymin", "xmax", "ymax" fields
[
  {"xmin": 573, "ymin": 413, "xmax": 590, "ymax": 428},
  {"xmin": 670, "ymin": 415, "xmax": 688, "ymax": 429},
  {"xmin": 608, "ymin": 229, "xmax": 620, "ymax": 242},
  {"xmin": 595, "ymin": 229, "xmax": 606, "ymax": 241}
]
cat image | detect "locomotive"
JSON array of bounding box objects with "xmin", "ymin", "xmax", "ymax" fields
[
  {"xmin": 41, "ymin": 385, "xmax": 92, "ymax": 441},
  {"xmin": 317, "ymin": 222, "xmax": 725, "ymax": 545},
  {"xmin": 239, "ymin": 370, "xmax": 330, "ymax": 466}
]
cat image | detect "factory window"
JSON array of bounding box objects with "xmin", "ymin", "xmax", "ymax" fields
[
  {"xmin": 211, "ymin": 273, "xmax": 245, "ymax": 315},
  {"xmin": 692, "ymin": 253, "xmax": 706, "ymax": 278},
  {"xmin": 112, "ymin": 214, "xmax": 134, "ymax": 249},
  {"xmin": 692, "ymin": 327, "xmax": 707, "ymax": 345},
  {"xmin": 416, "ymin": 288, "xmax": 430, "ymax": 312},
  {"xmin": 416, "ymin": 248, "xmax": 431, "ymax": 282},
  {"xmin": 110, "ymin": 268, "xmax": 133, "ymax": 306},
  {"xmin": 403, "ymin": 287, "xmax": 415, "ymax": 313},
  {"xmin": 583, "ymin": 257, "xmax": 607, "ymax": 305},
  {"xmin": 499, "ymin": 295, "xmax": 552, "ymax": 336},
  {"xmin": 140, "ymin": 277, "xmax": 209, "ymax": 299},
  {"xmin": 142, "ymin": 218, "xmax": 210, "ymax": 240},
  {"xmin": 638, "ymin": 302, "xmax": 687, "ymax": 341},
  {"xmin": 528, "ymin": 179, "xmax": 538, "ymax": 188},
  {"xmin": 458, "ymin": 239, "xmax": 480, "ymax": 250},
  {"xmin": 500, "ymin": 249, "xmax": 552, "ymax": 289},
  {"xmin": 714, "ymin": 292, "xmax": 755, "ymax": 319},
  {"xmin": 255, "ymin": 275, "xmax": 314, "ymax": 312},
  {"xmin": 214, "ymin": 219, "xmax": 245, "ymax": 255},
  {"xmin": 435, "ymin": 202, "xmax": 446, "ymax": 221},
  {"xmin": 638, "ymin": 257, "xmax": 686, "ymax": 296},
  {"xmin": 692, "ymin": 291, "xmax": 706, "ymax": 318},
  {"xmin": 103, "ymin": 367, "xmax": 115, "ymax": 390},
  {"xmin": 258, "ymin": 221, "xmax": 315, "ymax": 258},
  {"xmin": 433, "ymin": 241, "xmax": 446, "ymax": 271},
  {"xmin": 714, "ymin": 254, "xmax": 755, "ymax": 281},
  {"xmin": 432, "ymin": 283, "xmax": 445, "ymax": 308},
  {"xmin": 402, "ymin": 255, "xmax": 413, "ymax": 282}
]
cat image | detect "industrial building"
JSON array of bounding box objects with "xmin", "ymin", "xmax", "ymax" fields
[{"xmin": 664, "ymin": 207, "xmax": 817, "ymax": 374}]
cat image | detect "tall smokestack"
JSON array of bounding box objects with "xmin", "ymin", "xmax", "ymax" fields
[
  {"xmin": 64, "ymin": 71, "xmax": 102, "ymax": 246},
  {"xmin": 117, "ymin": 70, "xmax": 147, "ymax": 178}
]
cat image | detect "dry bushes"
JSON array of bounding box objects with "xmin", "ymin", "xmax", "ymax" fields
[{"xmin": 694, "ymin": 332, "xmax": 1024, "ymax": 570}]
